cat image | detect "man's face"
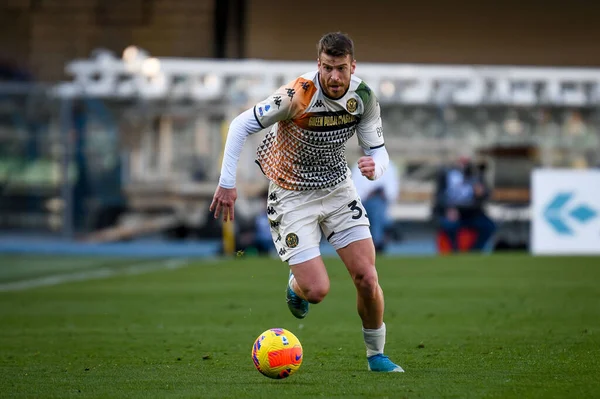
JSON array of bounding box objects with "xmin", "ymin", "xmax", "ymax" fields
[{"xmin": 317, "ymin": 53, "xmax": 356, "ymax": 99}]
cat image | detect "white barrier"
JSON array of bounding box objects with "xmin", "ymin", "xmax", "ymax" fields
[
  {"xmin": 531, "ymin": 169, "xmax": 600, "ymax": 255},
  {"xmin": 53, "ymin": 47, "xmax": 600, "ymax": 106}
]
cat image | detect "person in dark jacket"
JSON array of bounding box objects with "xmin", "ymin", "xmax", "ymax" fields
[{"xmin": 433, "ymin": 156, "xmax": 496, "ymax": 252}]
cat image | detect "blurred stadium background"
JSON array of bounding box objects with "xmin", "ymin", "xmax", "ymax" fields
[
  {"xmin": 0, "ymin": 0, "xmax": 599, "ymax": 256},
  {"xmin": 1, "ymin": 2, "xmax": 600, "ymax": 398}
]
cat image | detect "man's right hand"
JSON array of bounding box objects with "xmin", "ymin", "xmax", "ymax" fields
[{"xmin": 209, "ymin": 186, "xmax": 238, "ymax": 222}]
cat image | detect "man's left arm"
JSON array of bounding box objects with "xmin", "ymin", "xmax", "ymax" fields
[
  {"xmin": 358, "ymin": 146, "xmax": 389, "ymax": 181},
  {"xmin": 355, "ymin": 84, "xmax": 388, "ymax": 180}
]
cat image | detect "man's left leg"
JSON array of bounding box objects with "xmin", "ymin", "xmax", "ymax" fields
[
  {"xmin": 335, "ymin": 232, "xmax": 404, "ymax": 372},
  {"xmin": 321, "ymin": 180, "xmax": 402, "ymax": 372}
]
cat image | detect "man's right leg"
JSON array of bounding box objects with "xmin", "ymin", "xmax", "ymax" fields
[
  {"xmin": 264, "ymin": 181, "xmax": 328, "ymax": 318},
  {"xmin": 287, "ymin": 250, "xmax": 330, "ymax": 319}
]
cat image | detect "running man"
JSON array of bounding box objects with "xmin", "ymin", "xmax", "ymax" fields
[{"xmin": 210, "ymin": 32, "xmax": 404, "ymax": 373}]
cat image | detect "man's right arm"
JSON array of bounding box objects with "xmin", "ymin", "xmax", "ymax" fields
[
  {"xmin": 211, "ymin": 77, "xmax": 306, "ymax": 221},
  {"xmin": 210, "ymin": 108, "xmax": 263, "ymax": 221},
  {"xmin": 219, "ymin": 77, "xmax": 306, "ymax": 188},
  {"xmin": 218, "ymin": 108, "xmax": 264, "ymax": 188}
]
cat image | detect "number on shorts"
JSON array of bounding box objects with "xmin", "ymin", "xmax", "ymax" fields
[{"xmin": 347, "ymin": 200, "xmax": 363, "ymax": 220}]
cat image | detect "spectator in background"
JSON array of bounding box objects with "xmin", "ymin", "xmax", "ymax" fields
[
  {"xmin": 235, "ymin": 188, "xmax": 275, "ymax": 255},
  {"xmin": 253, "ymin": 188, "xmax": 274, "ymax": 255},
  {"xmin": 433, "ymin": 155, "xmax": 496, "ymax": 252},
  {"xmin": 351, "ymin": 159, "xmax": 400, "ymax": 253}
]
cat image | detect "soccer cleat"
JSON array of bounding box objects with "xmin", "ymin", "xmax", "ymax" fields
[
  {"xmin": 286, "ymin": 272, "xmax": 309, "ymax": 319},
  {"xmin": 367, "ymin": 354, "xmax": 405, "ymax": 372}
]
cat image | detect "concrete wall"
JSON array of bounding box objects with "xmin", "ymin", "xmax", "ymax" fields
[
  {"xmin": 0, "ymin": 0, "xmax": 214, "ymax": 81},
  {"xmin": 2, "ymin": 0, "xmax": 599, "ymax": 82},
  {"xmin": 246, "ymin": 0, "xmax": 600, "ymax": 66}
]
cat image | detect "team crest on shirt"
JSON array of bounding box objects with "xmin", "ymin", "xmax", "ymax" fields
[
  {"xmin": 285, "ymin": 233, "xmax": 299, "ymax": 248},
  {"xmin": 346, "ymin": 98, "xmax": 358, "ymax": 113}
]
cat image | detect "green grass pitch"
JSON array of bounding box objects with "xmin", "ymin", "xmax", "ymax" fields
[{"xmin": 0, "ymin": 253, "xmax": 599, "ymax": 398}]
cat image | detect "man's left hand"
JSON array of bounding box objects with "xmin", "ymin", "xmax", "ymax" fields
[{"xmin": 357, "ymin": 156, "xmax": 376, "ymax": 180}]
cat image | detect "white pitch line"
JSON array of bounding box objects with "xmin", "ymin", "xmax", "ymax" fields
[{"xmin": 0, "ymin": 258, "xmax": 193, "ymax": 292}]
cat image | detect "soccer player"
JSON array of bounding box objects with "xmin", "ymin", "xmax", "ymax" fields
[{"xmin": 210, "ymin": 32, "xmax": 404, "ymax": 373}]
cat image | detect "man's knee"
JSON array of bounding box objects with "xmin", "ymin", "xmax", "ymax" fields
[
  {"xmin": 289, "ymin": 248, "xmax": 329, "ymax": 303},
  {"xmin": 353, "ymin": 268, "xmax": 380, "ymax": 299},
  {"xmin": 302, "ymin": 281, "xmax": 330, "ymax": 304}
]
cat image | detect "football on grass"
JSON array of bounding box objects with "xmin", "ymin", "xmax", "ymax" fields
[{"xmin": 251, "ymin": 328, "xmax": 303, "ymax": 379}]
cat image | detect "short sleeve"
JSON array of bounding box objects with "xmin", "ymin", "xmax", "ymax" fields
[{"xmin": 355, "ymin": 82, "xmax": 385, "ymax": 149}]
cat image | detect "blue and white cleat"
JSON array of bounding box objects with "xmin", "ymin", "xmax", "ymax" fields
[
  {"xmin": 286, "ymin": 272, "xmax": 309, "ymax": 319},
  {"xmin": 367, "ymin": 354, "xmax": 405, "ymax": 372}
]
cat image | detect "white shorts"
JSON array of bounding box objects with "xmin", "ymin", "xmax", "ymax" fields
[{"xmin": 266, "ymin": 178, "xmax": 370, "ymax": 262}]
